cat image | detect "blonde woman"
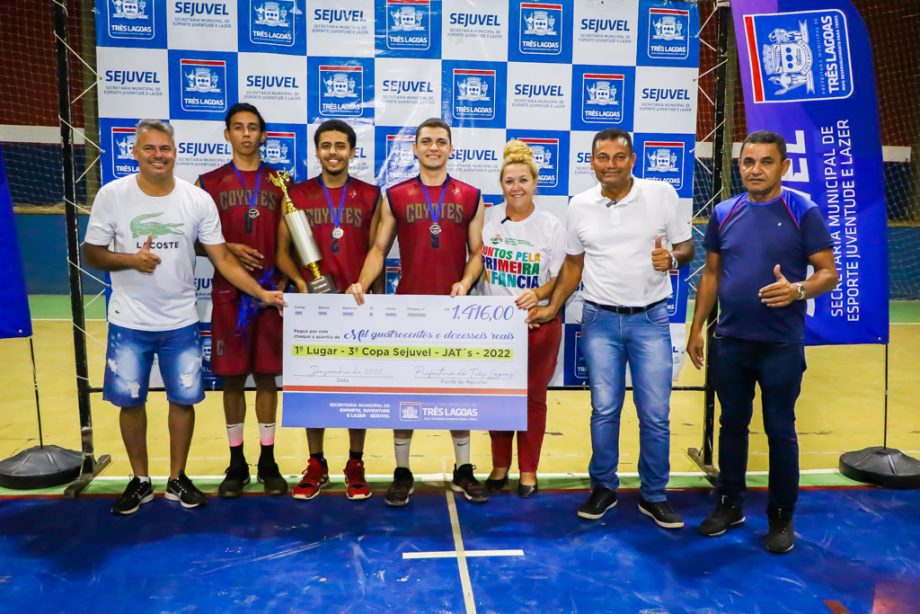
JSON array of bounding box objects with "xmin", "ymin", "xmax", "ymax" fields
[{"xmin": 478, "ymin": 140, "xmax": 564, "ymax": 497}]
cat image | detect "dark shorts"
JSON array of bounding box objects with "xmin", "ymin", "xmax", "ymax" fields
[{"xmin": 210, "ymin": 295, "xmax": 282, "ymax": 376}]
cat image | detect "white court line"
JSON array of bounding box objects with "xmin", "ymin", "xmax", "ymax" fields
[
  {"xmin": 403, "ymin": 549, "xmax": 524, "ymax": 560},
  {"xmin": 445, "ymin": 491, "xmax": 476, "ymax": 614}
]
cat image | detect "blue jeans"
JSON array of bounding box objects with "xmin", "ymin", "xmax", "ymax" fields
[
  {"xmin": 712, "ymin": 336, "xmax": 805, "ymax": 512},
  {"xmin": 103, "ymin": 322, "xmax": 205, "ymax": 408},
  {"xmin": 580, "ymin": 301, "xmax": 673, "ymax": 502}
]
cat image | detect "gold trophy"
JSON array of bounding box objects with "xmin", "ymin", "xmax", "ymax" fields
[{"xmin": 270, "ymin": 170, "xmax": 338, "ymax": 294}]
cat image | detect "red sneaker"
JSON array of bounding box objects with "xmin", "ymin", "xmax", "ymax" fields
[
  {"xmin": 344, "ymin": 458, "xmax": 371, "ymax": 501},
  {"xmin": 292, "ymin": 458, "xmax": 329, "ymax": 500}
]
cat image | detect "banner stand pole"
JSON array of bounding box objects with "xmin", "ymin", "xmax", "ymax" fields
[
  {"xmin": 0, "ymin": 338, "xmax": 85, "ymax": 489},
  {"xmin": 0, "ymin": 13, "xmax": 94, "ymax": 487},
  {"xmin": 688, "ymin": 0, "xmax": 732, "ymax": 484},
  {"xmin": 51, "ymin": 0, "xmax": 110, "ymax": 496},
  {"xmin": 839, "ymin": 343, "xmax": 920, "ymax": 488}
]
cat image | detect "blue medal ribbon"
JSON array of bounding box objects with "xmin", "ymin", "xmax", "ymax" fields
[
  {"xmin": 319, "ymin": 176, "xmax": 349, "ymax": 253},
  {"xmin": 231, "ymin": 162, "xmax": 263, "ymax": 232},
  {"xmin": 419, "ymin": 175, "xmax": 450, "ymax": 249}
]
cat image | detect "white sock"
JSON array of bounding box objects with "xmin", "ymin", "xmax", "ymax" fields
[
  {"xmin": 137, "ymin": 476, "xmax": 151, "ymax": 484},
  {"xmin": 258, "ymin": 422, "xmax": 276, "ymax": 446},
  {"xmin": 226, "ymin": 422, "xmax": 244, "ymax": 447},
  {"xmin": 394, "ymin": 436, "xmax": 412, "ymax": 469},
  {"xmin": 452, "ymin": 436, "xmax": 471, "ymax": 467}
]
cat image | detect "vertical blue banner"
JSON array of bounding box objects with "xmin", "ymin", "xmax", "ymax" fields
[
  {"xmin": 0, "ymin": 149, "xmax": 32, "ymax": 338},
  {"xmin": 732, "ymin": 0, "xmax": 889, "ymax": 344}
]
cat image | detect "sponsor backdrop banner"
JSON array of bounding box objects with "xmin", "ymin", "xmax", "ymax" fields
[
  {"xmin": 732, "ymin": 0, "xmax": 888, "ymax": 345},
  {"xmin": 95, "ymin": 0, "xmax": 700, "ymax": 387}
]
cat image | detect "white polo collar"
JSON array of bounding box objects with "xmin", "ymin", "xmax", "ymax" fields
[{"xmin": 592, "ymin": 176, "xmax": 639, "ymax": 207}]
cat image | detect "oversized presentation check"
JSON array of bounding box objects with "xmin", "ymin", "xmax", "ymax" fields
[{"xmin": 281, "ymin": 294, "xmax": 528, "ymax": 430}]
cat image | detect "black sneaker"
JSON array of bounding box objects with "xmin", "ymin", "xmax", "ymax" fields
[
  {"xmin": 218, "ymin": 463, "xmax": 250, "ymax": 499},
  {"xmin": 698, "ymin": 498, "xmax": 746, "ymax": 537},
  {"xmin": 385, "ymin": 467, "xmax": 415, "ymax": 507},
  {"xmin": 450, "ymin": 464, "xmax": 489, "ymax": 503},
  {"xmin": 165, "ymin": 472, "xmax": 208, "ymax": 509},
  {"xmin": 638, "ymin": 497, "xmax": 685, "ymax": 529},
  {"xmin": 765, "ymin": 509, "xmax": 795, "ymax": 554},
  {"xmin": 577, "ymin": 486, "xmax": 618, "ymax": 520},
  {"xmin": 112, "ymin": 477, "xmax": 154, "ymax": 515},
  {"xmin": 257, "ymin": 461, "xmax": 289, "ymax": 496}
]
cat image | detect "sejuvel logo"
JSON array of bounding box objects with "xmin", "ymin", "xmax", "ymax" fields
[
  {"xmin": 643, "ymin": 141, "xmax": 684, "ymax": 190},
  {"xmin": 745, "ymin": 9, "xmax": 853, "ymax": 103},
  {"xmin": 112, "ymin": 127, "xmax": 138, "ymax": 178},
  {"xmin": 246, "ymin": 74, "xmax": 299, "ymax": 90},
  {"xmin": 520, "ymin": 3, "xmax": 563, "ymax": 56},
  {"xmin": 582, "ymin": 73, "xmax": 624, "ymax": 124},
  {"xmin": 314, "ymin": 8, "xmax": 364, "ymax": 22},
  {"xmin": 386, "ymin": 135, "xmax": 418, "ymax": 185},
  {"xmin": 382, "ymin": 79, "xmax": 434, "ymax": 95},
  {"xmin": 250, "ymin": 0, "xmax": 299, "ymax": 47},
  {"xmin": 319, "ymin": 66, "xmax": 363, "ymax": 117},
  {"xmin": 648, "ymin": 8, "xmax": 690, "ymax": 59},
  {"xmin": 520, "ymin": 138, "xmax": 559, "ymax": 188},
  {"xmin": 450, "ymin": 12, "xmax": 500, "ymax": 28},
  {"xmin": 109, "ymin": 0, "xmax": 154, "ymax": 40},
  {"xmin": 453, "ymin": 69, "xmax": 496, "ymax": 120},
  {"xmin": 105, "ymin": 70, "xmax": 161, "ymax": 85},
  {"xmin": 180, "ymin": 59, "xmax": 227, "ymax": 113},
  {"xmin": 573, "ymin": 330, "xmax": 587, "ymax": 378},
  {"xmin": 261, "ymin": 132, "xmax": 296, "ymax": 176},
  {"xmin": 387, "ymin": 0, "xmax": 430, "ymax": 51},
  {"xmin": 178, "ymin": 142, "xmax": 231, "ymax": 157},
  {"xmin": 399, "ymin": 401, "xmax": 421, "ymax": 421}
]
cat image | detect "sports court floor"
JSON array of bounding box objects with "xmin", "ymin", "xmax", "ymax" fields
[
  {"xmin": 0, "ymin": 298, "xmax": 918, "ymax": 612},
  {"xmin": 1, "ymin": 487, "xmax": 918, "ymax": 612}
]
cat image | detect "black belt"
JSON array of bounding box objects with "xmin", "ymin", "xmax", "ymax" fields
[{"xmin": 585, "ymin": 298, "xmax": 667, "ymax": 315}]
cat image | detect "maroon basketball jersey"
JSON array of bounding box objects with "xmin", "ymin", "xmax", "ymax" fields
[
  {"xmin": 287, "ymin": 176, "xmax": 380, "ymax": 292},
  {"xmin": 198, "ymin": 163, "xmax": 283, "ymax": 298},
  {"xmin": 387, "ymin": 175, "xmax": 481, "ymax": 295}
]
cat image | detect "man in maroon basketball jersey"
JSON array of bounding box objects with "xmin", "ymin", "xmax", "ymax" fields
[
  {"xmin": 347, "ymin": 118, "xmax": 488, "ymax": 507},
  {"xmin": 277, "ymin": 119, "xmax": 382, "ymax": 502},
  {"xmin": 197, "ymin": 103, "xmax": 287, "ymax": 498}
]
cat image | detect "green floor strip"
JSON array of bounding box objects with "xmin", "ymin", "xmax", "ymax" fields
[
  {"xmin": 29, "ymin": 295, "xmax": 106, "ymax": 320},
  {"xmin": 890, "ymin": 300, "xmax": 920, "ymax": 323},
  {"xmin": 0, "ymin": 471, "xmax": 869, "ymax": 498}
]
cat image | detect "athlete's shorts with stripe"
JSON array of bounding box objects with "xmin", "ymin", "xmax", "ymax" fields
[{"xmin": 210, "ymin": 293, "xmax": 282, "ymax": 376}]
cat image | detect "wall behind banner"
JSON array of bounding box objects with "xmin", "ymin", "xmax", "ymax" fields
[{"xmin": 93, "ymin": 0, "xmax": 701, "ymax": 388}]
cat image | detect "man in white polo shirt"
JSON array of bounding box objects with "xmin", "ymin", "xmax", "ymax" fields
[{"xmin": 529, "ymin": 128, "xmax": 694, "ymax": 529}]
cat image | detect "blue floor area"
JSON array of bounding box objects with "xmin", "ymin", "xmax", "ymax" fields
[{"xmin": 0, "ymin": 488, "xmax": 917, "ymax": 613}]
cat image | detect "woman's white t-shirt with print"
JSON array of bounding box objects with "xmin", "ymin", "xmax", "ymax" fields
[{"xmin": 478, "ymin": 203, "xmax": 565, "ymax": 305}]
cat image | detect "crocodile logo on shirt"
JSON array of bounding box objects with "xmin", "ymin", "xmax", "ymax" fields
[{"xmin": 130, "ymin": 213, "xmax": 185, "ymax": 238}]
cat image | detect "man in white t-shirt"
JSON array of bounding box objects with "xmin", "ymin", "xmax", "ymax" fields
[
  {"xmin": 83, "ymin": 119, "xmax": 284, "ymax": 516},
  {"xmin": 529, "ymin": 128, "xmax": 694, "ymax": 529}
]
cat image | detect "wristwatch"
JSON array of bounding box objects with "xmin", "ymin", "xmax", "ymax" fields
[
  {"xmin": 669, "ymin": 253, "xmax": 679, "ymax": 270},
  {"xmin": 794, "ymin": 282, "xmax": 807, "ymax": 301}
]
